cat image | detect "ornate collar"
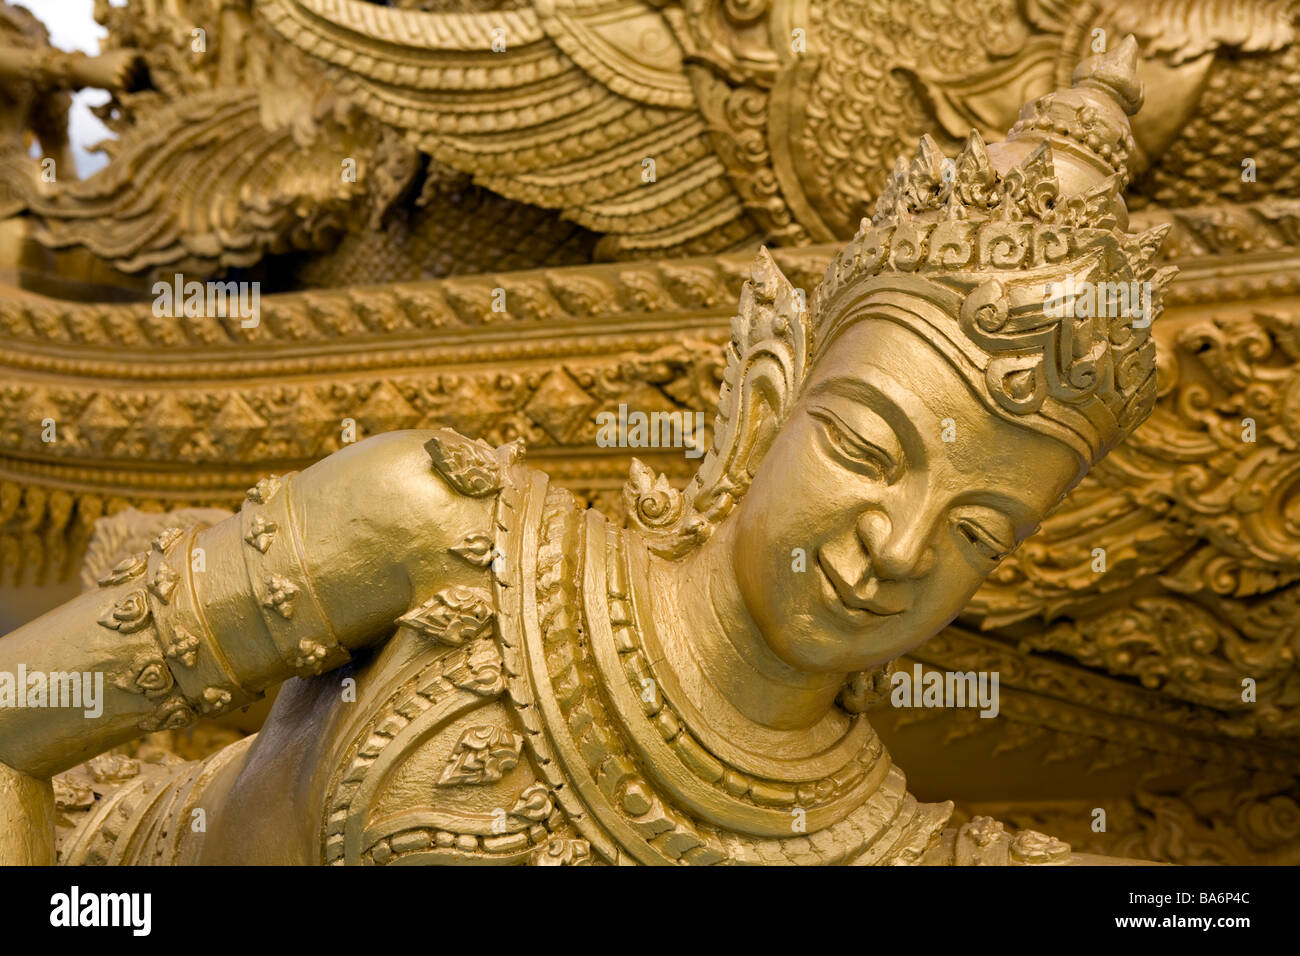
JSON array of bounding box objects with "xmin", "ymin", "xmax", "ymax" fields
[{"xmin": 497, "ymin": 467, "xmax": 949, "ymax": 864}]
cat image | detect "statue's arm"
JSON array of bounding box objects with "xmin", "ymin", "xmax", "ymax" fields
[{"xmin": 0, "ymin": 429, "xmax": 494, "ymax": 780}]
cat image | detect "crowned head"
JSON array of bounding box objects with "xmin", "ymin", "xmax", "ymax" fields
[
  {"xmin": 629, "ymin": 37, "xmax": 1174, "ymax": 693},
  {"xmin": 815, "ymin": 34, "xmax": 1172, "ymax": 474}
]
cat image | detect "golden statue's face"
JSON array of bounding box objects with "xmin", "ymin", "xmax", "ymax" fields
[{"xmin": 732, "ymin": 318, "xmax": 1081, "ymax": 673}]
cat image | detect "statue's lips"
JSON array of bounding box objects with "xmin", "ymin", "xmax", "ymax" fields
[{"xmin": 815, "ymin": 552, "xmax": 905, "ymax": 622}]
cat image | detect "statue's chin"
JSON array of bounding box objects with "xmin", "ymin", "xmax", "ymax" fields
[{"xmin": 763, "ymin": 612, "xmax": 922, "ymax": 676}]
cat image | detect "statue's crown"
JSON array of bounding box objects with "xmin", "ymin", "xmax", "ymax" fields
[{"xmin": 814, "ymin": 35, "xmax": 1175, "ymax": 467}]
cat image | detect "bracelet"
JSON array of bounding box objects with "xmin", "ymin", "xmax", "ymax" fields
[
  {"xmin": 238, "ymin": 474, "xmax": 351, "ymax": 678},
  {"xmin": 95, "ymin": 522, "xmax": 262, "ymax": 732}
]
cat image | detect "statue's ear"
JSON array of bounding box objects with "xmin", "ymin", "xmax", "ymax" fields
[
  {"xmin": 732, "ymin": 362, "xmax": 786, "ymax": 487},
  {"xmin": 624, "ymin": 247, "xmax": 812, "ymax": 556}
]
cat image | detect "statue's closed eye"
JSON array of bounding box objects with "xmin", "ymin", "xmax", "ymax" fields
[
  {"xmin": 809, "ymin": 406, "xmax": 897, "ymax": 481},
  {"xmin": 952, "ymin": 516, "xmax": 1010, "ymax": 563}
]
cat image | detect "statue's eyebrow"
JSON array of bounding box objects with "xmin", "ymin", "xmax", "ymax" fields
[
  {"xmin": 956, "ymin": 489, "xmax": 1036, "ymax": 538},
  {"xmin": 806, "ymin": 373, "xmax": 923, "ymax": 459}
]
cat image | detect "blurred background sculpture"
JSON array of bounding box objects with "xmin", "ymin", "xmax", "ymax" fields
[
  {"xmin": 1, "ymin": 0, "xmax": 1299, "ymax": 864},
  {"xmin": 0, "ymin": 2, "xmax": 141, "ymax": 290}
]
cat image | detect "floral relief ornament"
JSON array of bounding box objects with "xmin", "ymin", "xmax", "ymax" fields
[
  {"xmin": 110, "ymin": 650, "xmax": 174, "ymax": 699},
  {"xmin": 161, "ymin": 625, "xmax": 200, "ymax": 668},
  {"xmin": 509, "ymin": 783, "xmax": 554, "ymax": 823},
  {"xmin": 201, "ymin": 686, "xmax": 233, "ymax": 715},
  {"xmin": 97, "ymin": 589, "xmax": 153, "ymax": 634},
  {"xmin": 530, "ymin": 838, "xmax": 591, "ymax": 866},
  {"xmin": 147, "ymin": 561, "xmax": 179, "ymax": 604},
  {"xmin": 398, "ymin": 586, "xmax": 494, "ymax": 646},
  {"xmin": 449, "ymin": 531, "xmax": 496, "ymax": 568},
  {"xmin": 246, "ymin": 475, "xmax": 283, "ymax": 504},
  {"xmin": 444, "ymin": 638, "xmax": 505, "ymax": 696},
  {"xmin": 152, "ymin": 526, "xmax": 185, "ymax": 553},
  {"xmin": 138, "ymin": 696, "xmax": 196, "ymax": 733},
  {"xmin": 435, "ymin": 726, "xmax": 523, "ymax": 786},
  {"xmin": 262, "ymin": 575, "xmax": 299, "ymax": 620},
  {"xmin": 245, "ymin": 515, "xmax": 278, "ymax": 553},
  {"xmin": 291, "ymin": 639, "xmax": 331, "ymax": 675},
  {"xmin": 424, "ymin": 428, "xmax": 524, "ymax": 498},
  {"xmin": 96, "ymin": 552, "xmax": 148, "ymax": 588}
]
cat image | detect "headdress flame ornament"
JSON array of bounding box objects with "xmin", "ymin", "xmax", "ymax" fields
[{"xmin": 626, "ymin": 36, "xmax": 1175, "ymax": 558}]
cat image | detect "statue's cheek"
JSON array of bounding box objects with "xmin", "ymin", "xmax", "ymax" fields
[
  {"xmin": 747, "ymin": 448, "xmax": 821, "ymax": 529},
  {"xmin": 919, "ymin": 562, "xmax": 984, "ymax": 625},
  {"xmin": 789, "ymin": 449, "xmax": 876, "ymax": 524}
]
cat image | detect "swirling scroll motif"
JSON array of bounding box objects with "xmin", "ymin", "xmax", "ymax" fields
[
  {"xmin": 966, "ymin": 308, "xmax": 1300, "ymax": 738},
  {"xmin": 625, "ymin": 246, "xmax": 811, "ymax": 556}
]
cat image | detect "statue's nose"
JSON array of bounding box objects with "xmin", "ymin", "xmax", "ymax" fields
[{"xmin": 856, "ymin": 509, "xmax": 936, "ymax": 580}]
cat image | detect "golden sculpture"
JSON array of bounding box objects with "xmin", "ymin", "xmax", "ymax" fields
[
  {"xmin": 3, "ymin": 0, "xmax": 1300, "ymax": 867},
  {"xmin": 0, "ymin": 5, "xmax": 144, "ymax": 296},
  {"xmin": 0, "ymin": 5, "xmax": 138, "ymax": 212},
  {"xmin": 0, "ymin": 39, "xmax": 1183, "ymax": 865}
]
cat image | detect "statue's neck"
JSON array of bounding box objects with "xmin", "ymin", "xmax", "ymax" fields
[{"xmin": 647, "ymin": 519, "xmax": 846, "ymax": 733}]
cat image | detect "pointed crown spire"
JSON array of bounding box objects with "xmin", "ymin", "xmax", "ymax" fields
[{"xmin": 814, "ymin": 35, "xmax": 1175, "ymax": 468}]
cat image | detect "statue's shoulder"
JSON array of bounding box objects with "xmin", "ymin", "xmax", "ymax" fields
[
  {"xmin": 421, "ymin": 427, "xmax": 526, "ymax": 500},
  {"xmin": 311, "ymin": 428, "xmax": 589, "ymax": 864},
  {"xmin": 294, "ymin": 426, "xmax": 528, "ymax": 557},
  {"xmin": 313, "ymin": 426, "xmax": 520, "ymax": 500}
]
